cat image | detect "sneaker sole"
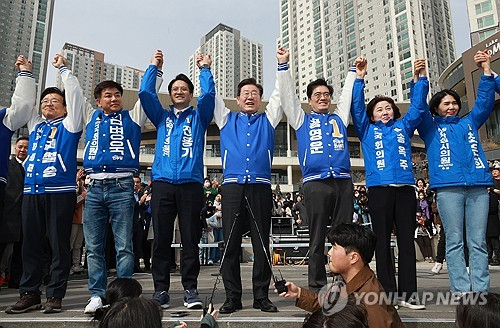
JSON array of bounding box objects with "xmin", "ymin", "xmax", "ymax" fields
[
  {"xmin": 6, "ymin": 304, "xmax": 42, "ymax": 314},
  {"xmin": 43, "ymin": 307, "xmax": 62, "ymax": 314},
  {"xmin": 184, "ymin": 301, "xmax": 203, "ymax": 309},
  {"xmin": 398, "ymin": 302, "xmax": 426, "ymax": 310},
  {"xmin": 84, "ymin": 306, "xmax": 103, "ymax": 315}
]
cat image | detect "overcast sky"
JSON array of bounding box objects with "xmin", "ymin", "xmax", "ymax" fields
[{"xmin": 46, "ymin": 0, "xmax": 471, "ymax": 98}]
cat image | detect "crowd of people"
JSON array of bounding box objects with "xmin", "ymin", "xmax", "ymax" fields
[{"xmin": 0, "ymin": 43, "xmax": 500, "ymax": 328}]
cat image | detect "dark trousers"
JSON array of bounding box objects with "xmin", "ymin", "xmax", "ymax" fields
[
  {"xmin": 304, "ymin": 178, "xmax": 353, "ymax": 291},
  {"xmin": 132, "ymin": 216, "xmax": 144, "ymax": 270},
  {"xmin": 221, "ymin": 184, "xmax": 273, "ymax": 300},
  {"xmin": 20, "ymin": 193, "xmax": 75, "ymax": 298},
  {"xmin": 151, "ymin": 182, "xmax": 203, "ymax": 292},
  {"xmin": 142, "ymin": 225, "xmax": 151, "ymax": 270},
  {"xmin": 415, "ymin": 235, "xmax": 434, "ymax": 259},
  {"xmin": 436, "ymin": 227, "xmax": 446, "ymax": 263},
  {"xmin": 9, "ymin": 239, "xmax": 23, "ymax": 288},
  {"xmin": 368, "ymin": 186, "xmax": 417, "ymax": 300}
]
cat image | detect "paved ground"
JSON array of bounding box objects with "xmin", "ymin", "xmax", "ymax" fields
[{"xmin": 0, "ymin": 260, "xmax": 498, "ymax": 327}]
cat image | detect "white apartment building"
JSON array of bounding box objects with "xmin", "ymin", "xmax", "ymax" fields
[
  {"xmin": 278, "ymin": 0, "xmax": 455, "ymax": 103},
  {"xmin": 0, "ymin": 0, "xmax": 55, "ymax": 108},
  {"xmin": 188, "ymin": 23, "xmax": 263, "ymax": 97},
  {"xmin": 467, "ymin": 0, "xmax": 500, "ymax": 45},
  {"xmin": 59, "ymin": 43, "xmax": 144, "ymax": 104}
]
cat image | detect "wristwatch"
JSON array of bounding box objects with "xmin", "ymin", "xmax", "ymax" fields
[{"xmin": 200, "ymin": 64, "xmax": 210, "ymax": 70}]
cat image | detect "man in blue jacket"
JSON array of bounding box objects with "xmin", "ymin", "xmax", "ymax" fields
[
  {"xmin": 138, "ymin": 50, "xmax": 215, "ymax": 309},
  {"xmin": 82, "ymin": 67, "xmax": 162, "ymax": 314},
  {"xmin": 214, "ymin": 59, "xmax": 283, "ymax": 314},
  {"xmin": 6, "ymin": 54, "xmax": 83, "ymax": 314},
  {"xmin": 277, "ymin": 48, "xmax": 355, "ymax": 292}
]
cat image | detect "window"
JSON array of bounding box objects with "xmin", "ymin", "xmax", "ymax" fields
[
  {"xmin": 477, "ymin": 14, "xmax": 495, "ymax": 28},
  {"xmin": 475, "ymin": 1, "xmax": 493, "ymax": 15}
]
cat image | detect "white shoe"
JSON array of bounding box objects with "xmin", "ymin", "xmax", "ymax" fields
[
  {"xmin": 431, "ymin": 262, "xmax": 443, "ymax": 274},
  {"xmin": 398, "ymin": 298, "xmax": 426, "ymax": 310},
  {"xmin": 84, "ymin": 296, "xmax": 103, "ymax": 314}
]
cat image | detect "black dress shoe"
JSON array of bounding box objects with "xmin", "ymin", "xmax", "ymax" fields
[
  {"xmin": 253, "ymin": 297, "xmax": 278, "ymax": 312},
  {"xmin": 219, "ymin": 298, "xmax": 243, "ymax": 314}
]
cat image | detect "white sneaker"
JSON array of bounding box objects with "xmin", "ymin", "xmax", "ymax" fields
[
  {"xmin": 84, "ymin": 296, "xmax": 103, "ymax": 314},
  {"xmin": 431, "ymin": 262, "xmax": 443, "ymax": 274}
]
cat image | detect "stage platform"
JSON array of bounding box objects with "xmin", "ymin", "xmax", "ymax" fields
[{"xmin": 0, "ymin": 261, "xmax": 498, "ymax": 327}]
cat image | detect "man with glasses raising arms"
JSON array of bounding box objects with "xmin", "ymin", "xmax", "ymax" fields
[
  {"xmin": 214, "ymin": 53, "xmax": 283, "ymax": 314},
  {"xmin": 276, "ymin": 48, "xmax": 356, "ymax": 292}
]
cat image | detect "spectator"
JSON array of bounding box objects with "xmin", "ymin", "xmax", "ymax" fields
[
  {"xmin": 69, "ymin": 169, "xmax": 86, "ymax": 275},
  {"xmin": 414, "ymin": 211, "xmax": 434, "ymax": 262},
  {"xmin": 275, "ymin": 223, "xmax": 404, "ymax": 327},
  {"xmin": 487, "ymin": 187, "xmax": 500, "ymax": 266},
  {"xmin": 456, "ymin": 292, "xmax": 500, "ymax": 328},
  {"xmin": 302, "ymin": 296, "xmax": 368, "ymax": 328},
  {"xmin": 0, "ymin": 136, "xmax": 29, "ymax": 288}
]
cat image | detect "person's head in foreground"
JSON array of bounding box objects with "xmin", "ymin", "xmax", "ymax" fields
[
  {"xmin": 99, "ymin": 297, "xmax": 162, "ymax": 328},
  {"xmin": 326, "ymin": 223, "xmax": 377, "ymax": 280},
  {"xmin": 455, "ymin": 292, "xmax": 500, "ymax": 328},
  {"xmin": 302, "ymin": 295, "xmax": 368, "ymax": 328},
  {"xmin": 95, "ymin": 278, "xmax": 143, "ymax": 320}
]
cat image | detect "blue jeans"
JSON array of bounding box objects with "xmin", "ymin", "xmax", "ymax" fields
[
  {"xmin": 210, "ymin": 227, "xmax": 223, "ymax": 263},
  {"xmin": 436, "ymin": 186, "xmax": 489, "ymax": 293},
  {"xmin": 83, "ymin": 177, "xmax": 135, "ymax": 297}
]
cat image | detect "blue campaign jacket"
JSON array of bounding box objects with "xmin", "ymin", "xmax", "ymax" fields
[
  {"xmin": 277, "ymin": 66, "xmax": 356, "ymax": 184},
  {"xmin": 417, "ymin": 74, "xmax": 496, "ymax": 189},
  {"xmin": 138, "ymin": 65, "xmax": 215, "ymax": 184},
  {"xmin": 351, "ymin": 77, "xmax": 429, "ymax": 187},
  {"xmin": 24, "ymin": 67, "xmax": 83, "ymax": 194},
  {"xmin": 83, "ymin": 109, "xmax": 141, "ymax": 175},
  {"xmin": 220, "ymin": 112, "xmax": 275, "ymax": 184}
]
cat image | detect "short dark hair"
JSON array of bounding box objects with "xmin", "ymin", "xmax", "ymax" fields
[
  {"xmin": 237, "ymin": 78, "xmax": 263, "ymax": 97},
  {"xmin": 306, "ymin": 79, "xmax": 333, "ymax": 99},
  {"xmin": 94, "ymin": 278, "xmax": 143, "ymax": 321},
  {"xmin": 133, "ymin": 175, "xmax": 141, "ymax": 182},
  {"xmin": 94, "ymin": 80, "xmax": 123, "ymax": 100},
  {"xmin": 302, "ymin": 295, "xmax": 368, "ymax": 328},
  {"xmin": 366, "ymin": 95, "xmax": 401, "ymax": 122},
  {"xmin": 40, "ymin": 87, "xmax": 66, "ymax": 106},
  {"xmin": 456, "ymin": 292, "xmax": 500, "ymax": 328},
  {"xmin": 16, "ymin": 136, "xmax": 29, "ymax": 143},
  {"xmin": 327, "ymin": 223, "xmax": 376, "ymax": 265},
  {"xmin": 168, "ymin": 74, "xmax": 194, "ymax": 94},
  {"xmin": 428, "ymin": 89, "xmax": 461, "ymax": 116},
  {"xmin": 99, "ymin": 297, "xmax": 162, "ymax": 328}
]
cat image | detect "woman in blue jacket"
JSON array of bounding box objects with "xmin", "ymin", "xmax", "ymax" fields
[
  {"xmin": 417, "ymin": 50, "xmax": 496, "ymax": 294},
  {"xmin": 351, "ymin": 57, "xmax": 428, "ymax": 309}
]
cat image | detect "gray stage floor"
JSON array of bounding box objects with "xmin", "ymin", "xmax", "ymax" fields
[{"xmin": 0, "ymin": 260, "xmax": 498, "ymax": 327}]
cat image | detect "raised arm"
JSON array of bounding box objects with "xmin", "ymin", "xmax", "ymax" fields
[
  {"xmin": 196, "ymin": 53, "xmax": 216, "ymax": 128},
  {"xmin": 402, "ymin": 58, "xmax": 429, "ymax": 133},
  {"xmin": 350, "ymin": 56, "xmax": 370, "ymax": 139},
  {"xmin": 5, "ymin": 55, "xmax": 37, "ymax": 132},
  {"xmin": 276, "ymin": 48, "xmax": 304, "ymax": 130},
  {"xmin": 470, "ymin": 50, "xmax": 496, "ymax": 128},
  {"xmin": 53, "ymin": 54, "xmax": 84, "ymax": 133},
  {"xmin": 334, "ymin": 65, "xmax": 357, "ymax": 128},
  {"xmin": 213, "ymin": 94, "xmax": 230, "ymax": 129},
  {"xmin": 137, "ymin": 50, "xmax": 166, "ymax": 127}
]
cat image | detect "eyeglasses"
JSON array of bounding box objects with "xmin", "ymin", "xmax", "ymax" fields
[
  {"xmin": 312, "ymin": 92, "xmax": 331, "ymax": 100},
  {"xmin": 41, "ymin": 98, "xmax": 62, "ymax": 105},
  {"xmin": 240, "ymin": 90, "xmax": 260, "ymax": 98},
  {"xmin": 172, "ymin": 86, "xmax": 189, "ymax": 93}
]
